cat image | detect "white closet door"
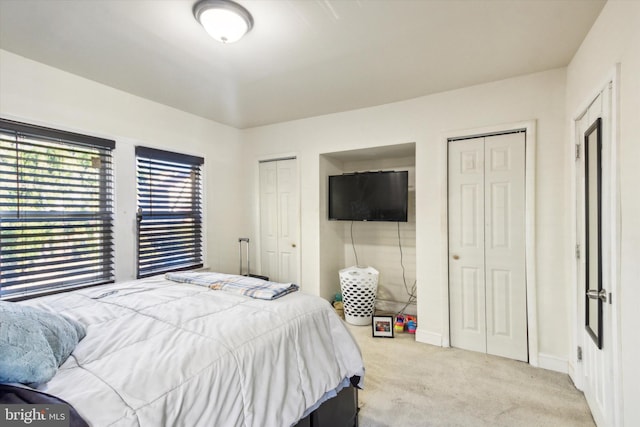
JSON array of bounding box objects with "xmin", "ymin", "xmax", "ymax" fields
[
  {"xmin": 448, "ymin": 138, "xmax": 487, "ymax": 354},
  {"xmin": 259, "ymin": 161, "xmax": 278, "ymax": 279},
  {"xmin": 449, "ymin": 133, "xmax": 527, "ymax": 362},
  {"xmin": 484, "ymin": 133, "xmax": 527, "ymax": 361},
  {"xmin": 259, "ymin": 159, "xmax": 299, "ymax": 283},
  {"xmin": 275, "ymin": 159, "xmax": 299, "ymax": 284}
]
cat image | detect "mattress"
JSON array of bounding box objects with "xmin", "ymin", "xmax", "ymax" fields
[{"xmin": 19, "ymin": 275, "xmax": 365, "ymax": 427}]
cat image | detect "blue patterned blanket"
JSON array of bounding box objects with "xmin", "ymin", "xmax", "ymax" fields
[{"xmin": 165, "ymin": 272, "xmax": 299, "ymax": 300}]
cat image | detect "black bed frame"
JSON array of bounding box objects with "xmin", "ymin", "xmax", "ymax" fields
[
  {"xmin": 0, "ymin": 383, "xmax": 358, "ymax": 427},
  {"xmin": 294, "ymin": 386, "xmax": 358, "ymax": 427}
]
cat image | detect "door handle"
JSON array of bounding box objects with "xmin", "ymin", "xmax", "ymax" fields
[
  {"xmin": 452, "ymin": 254, "xmax": 460, "ymax": 260},
  {"xmin": 586, "ymin": 289, "xmax": 607, "ymax": 303}
]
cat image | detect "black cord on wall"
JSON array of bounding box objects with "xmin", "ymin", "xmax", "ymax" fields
[
  {"xmin": 351, "ymin": 221, "xmax": 360, "ymax": 267},
  {"xmin": 349, "ymin": 220, "xmax": 416, "ymax": 315},
  {"xmin": 396, "ymin": 221, "xmax": 417, "ymax": 316}
]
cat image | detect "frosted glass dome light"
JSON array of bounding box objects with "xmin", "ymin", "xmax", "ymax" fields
[{"xmin": 194, "ymin": 0, "xmax": 253, "ymax": 44}]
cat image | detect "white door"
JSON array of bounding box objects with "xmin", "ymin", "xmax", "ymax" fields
[
  {"xmin": 259, "ymin": 158, "xmax": 299, "ymax": 283},
  {"xmin": 575, "ymin": 85, "xmax": 616, "ymax": 427},
  {"xmin": 449, "ymin": 132, "xmax": 528, "ymax": 362}
]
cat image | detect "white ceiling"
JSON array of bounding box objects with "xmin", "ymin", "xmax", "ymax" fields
[{"xmin": 0, "ymin": 0, "xmax": 605, "ymax": 129}]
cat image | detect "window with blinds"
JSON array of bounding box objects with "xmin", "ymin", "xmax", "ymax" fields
[
  {"xmin": 0, "ymin": 119, "xmax": 115, "ymax": 300},
  {"xmin": 136, "ymin": 147, "xmax": 204, "ymax": 278}
]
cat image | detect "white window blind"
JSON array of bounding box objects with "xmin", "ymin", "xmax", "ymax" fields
[
  {"xmin": 135, "ymin": 146, "xmax": 204, "ymax": 278},
  {"xmin": 0, "ymin": 119, "xmax": 115, "ymax": 300}
]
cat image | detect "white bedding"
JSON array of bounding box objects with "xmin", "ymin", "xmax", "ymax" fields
[{"xmin": 20, "ymin": 275, "xmax": 365, "ymax": 427}]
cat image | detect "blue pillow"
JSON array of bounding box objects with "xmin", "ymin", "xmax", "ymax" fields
[{"xmin": 0, "ymin": 301, "xmax": 86, "ymax": 386}]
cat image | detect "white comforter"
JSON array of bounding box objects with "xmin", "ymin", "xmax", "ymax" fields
[{"xmin": 21, "ymin": 275, "xmax": 364, "ymax": 427}]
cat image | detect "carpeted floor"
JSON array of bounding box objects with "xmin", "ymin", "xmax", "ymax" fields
[{"xmin": 347, "ymin": 322, "xmax": 595, "ymax": 427}]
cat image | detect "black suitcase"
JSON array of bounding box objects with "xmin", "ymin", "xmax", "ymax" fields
[{"xmin": 238, "ymin": 237, "xmax": 269, "ymax": 281}]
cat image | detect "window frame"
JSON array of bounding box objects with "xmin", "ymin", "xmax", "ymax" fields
[{"xmin": 0, "ymin": 118, "xmax": 115, "ymax": 301}]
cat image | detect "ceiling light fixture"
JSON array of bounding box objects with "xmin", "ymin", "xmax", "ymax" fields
[{"xmin": 193, "ymin": 0, "xmax": 254, "ymax": 44}]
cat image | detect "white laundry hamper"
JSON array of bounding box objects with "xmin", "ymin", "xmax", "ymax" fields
[{"xmin": 339, "ymin": 266, "xmax": 379, "ymax": 326}]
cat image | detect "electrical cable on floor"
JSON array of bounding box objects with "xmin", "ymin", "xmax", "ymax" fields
[
  {"xmin": 395, "ymin": 291, "xmax": 416, "ymax": 317},
  {"xmin": 351, "ymin": 220, "xmax": 359, "ymax": 267}
]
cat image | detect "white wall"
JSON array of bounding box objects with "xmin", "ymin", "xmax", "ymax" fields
[
  {"xmin": 242, "ymin": 68, "xmax": 569, "ymax": 366},
  {"xmin": 318, "ymin": 155, "xmax": 348, "ymax": 301},
  {"xmin": 566, "ymin": 2, "xmax": 640, "ymax": 425},
  {"xmin": 0, "ymin": 49, "xmax": 247, "ymax": 280}
]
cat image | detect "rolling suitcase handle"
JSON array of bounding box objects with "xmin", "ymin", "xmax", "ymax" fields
[
  {"xmin": 238, "ymin": 237, "xmax": 269, "ymax": 280},
  {"xmin": 238, "ymin": 237, "xmax": 250, "ymax": 276}
]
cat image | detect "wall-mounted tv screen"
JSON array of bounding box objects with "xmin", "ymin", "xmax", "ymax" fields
[{"xmin": 328, "ymin": 171, "xmax": 408, "ymax": 222}]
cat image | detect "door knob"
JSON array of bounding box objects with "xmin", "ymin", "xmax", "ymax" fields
[
  {"xmin": 452, "ymin": 254, "xmax": 460, "ymax": 260},
  {"xmin": 292, "ymin": 243, "xmax": 296, "ymax": 248},
  {"xmin": 586, "ymin": 289, "xmax": 607, "ymax": 303}
]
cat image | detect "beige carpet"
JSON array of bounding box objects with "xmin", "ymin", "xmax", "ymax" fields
[{"xmin": 347, "ymin": 323, "xmax": 595, "ymax": 427}]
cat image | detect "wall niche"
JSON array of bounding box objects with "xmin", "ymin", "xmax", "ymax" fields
[{"xmin": 319, "ymin": 142, "xmax": 416, "ymax": 315}]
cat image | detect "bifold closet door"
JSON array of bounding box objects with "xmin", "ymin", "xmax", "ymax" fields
[
  {"xmin": 448, "ymin": 132, "xmax": 527, "ymax": 362},
  {"xmin": 259, "ymin": 159, "xmax": 299, "ymax": 284}
]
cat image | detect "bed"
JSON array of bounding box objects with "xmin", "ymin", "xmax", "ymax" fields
[{"xmin": 0, "ymin": 273, "xmax": 365, "ymax": 427}]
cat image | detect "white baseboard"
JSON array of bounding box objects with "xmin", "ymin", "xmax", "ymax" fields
[
  {"xmin": 415, "ymin": 329, "xmax": 442, "ymax": 347},
  {"xmin": 538, "ymin": 353, "xmax": 569, "ymax": 374}
]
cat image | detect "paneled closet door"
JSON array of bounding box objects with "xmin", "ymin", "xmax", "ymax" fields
[
  {"xmin": 259, "ymin": 158, "xmax": 299, "ymax": 284},
  {"xmin": 448, "ymin": 138, "xmax": 487, "ymax": 354},
  {"xmin": 449, "ymin": 132, "xmax": 527, "ymax": 362}
]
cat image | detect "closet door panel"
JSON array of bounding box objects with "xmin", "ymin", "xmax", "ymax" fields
[
  {"xmin": 449, "ymin": 138, "xmax": 486, "ymax": 353},
  {"xmin": 484, "ymin": 133, "xmax": 527, "ymax": 362}
]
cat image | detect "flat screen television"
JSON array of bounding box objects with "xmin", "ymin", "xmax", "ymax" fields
[{"xmin": 328, "ymin": 171, "xmax": 408, "ymax": 222}]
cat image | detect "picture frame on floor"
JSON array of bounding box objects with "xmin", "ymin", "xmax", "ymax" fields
[{"xmin": 372, "ymin": 315, "xmax": 394, "ymax": 338}]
